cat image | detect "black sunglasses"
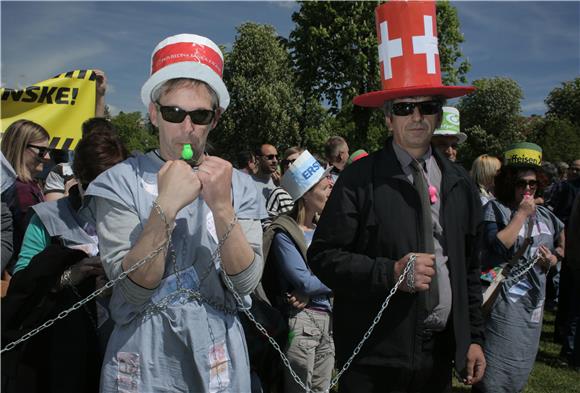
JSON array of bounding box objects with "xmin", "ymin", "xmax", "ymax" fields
[
  {"xmin": 27, "ymin": 144, "xmax": 51, "ymax": 158},
  {"xmin": 259, "ymin": 154, "xmax": 278, "ymax": 160},
  {"xmin": 392, "ymin": 100, "xmax": 442, "ymax": 117},
  {"xmin": 515, "ymin": 179, "xmax": 538, "ymax": 189},
  {"xmin": 282, "ymin": 158, "xmax": 296, "ymax": 167},
  {"xmin": 156, "ymin": 102, "xmax": 216, "ymax": 125}
]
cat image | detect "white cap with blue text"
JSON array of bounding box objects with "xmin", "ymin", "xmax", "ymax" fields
[
  {"xmin": 281, "ymin": 150, "xmax": 332, "ymax": 201},
  {"xmin": 433, "ymin": 106, "xmax": 467, "ymax": 144}
]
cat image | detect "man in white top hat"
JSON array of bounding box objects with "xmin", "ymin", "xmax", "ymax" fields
[
  {"xmin": 431, "ymin": 106, "xmax": 467, "ymax": 162},
  {"xmin": 308, "ymin": 1, "xmax": 486, "ymax": 392},
  {"xmin": 86, "ymin": 34, "xmax": 265, "ymax": 391}
]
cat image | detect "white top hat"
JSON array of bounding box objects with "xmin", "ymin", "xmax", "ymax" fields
[
  {"xmin": 141, "ymin": 34, "xmax": 230, "ymax": 111},
  {"xmin": 433, "ymin": 106, "xmax": 467, "ymax": 143},
  {"xmin": 281, "ymin": 150, "xmax": 332, "ymax": 201}
]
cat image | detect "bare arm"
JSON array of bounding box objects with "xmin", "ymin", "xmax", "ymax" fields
[
  {"xmin": 94, "ymin": 69, "xmax": 107, "ymax": 117},
  {"xmin": 496, "ymin": 195, "xmax": 535, "ymax": 249}
]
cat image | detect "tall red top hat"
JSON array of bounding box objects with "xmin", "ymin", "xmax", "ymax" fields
[{"xmin": 353, "ymin": 0, "xmax": 475, "ymax": 107}]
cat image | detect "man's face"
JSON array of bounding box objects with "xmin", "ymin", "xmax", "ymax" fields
[
  {"xmin": 432, "ymin": 135, "xmax": 459, "ymax": 162},
  {"xmin": 386, "ymin": 96, "xmax": 440, "ymax": 153},
  {"xmin": 568, "ymin": 159, "xmax": 580, "ymax": 180},
  {"xmin": 258, "ymin": 144, "xmax": 279, "ymax": 174},
  {"xmin": 148, "ymin": 83, "xmax": 219, "ymax": 162},
  {"xmin": 337, "ymin": 143, "xmax": 350, "ymax": 168}
]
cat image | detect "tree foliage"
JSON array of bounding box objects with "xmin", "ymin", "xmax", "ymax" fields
[
  {"xmin": 212, "ymin": 23, "xmax": 307, "ymax": 160},
  {"xmin": 457, "ymin": 77, "xmax": 524, "ymax": 164},
  {"xmin": 545, "ymin": 78, "xmax": 580, "ymax": 126},
  {"xmin": 288, "ymin": 0, "xmax": 472, "ymax": 152},
  {"xmin": 527, "ymin": 117, "xmax": 580, "ymax": 163},
  {"xmin": 110, "ymin": 111, "xmax": 157, "ymax": 154}
]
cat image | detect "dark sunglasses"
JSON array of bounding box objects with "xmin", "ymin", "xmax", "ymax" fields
[
  {"xmin": 27, "ymin": 144, "xmax": 51, "ymax": 158},
  {"xmin": 259, "ymin": 154, "xmax": 278, "ymax": 160},
  {"xmin": 515, "ymin": 179, "xmax": 538, "ymax": 189},
  {"xmin": 156, "ymin": 102, "xmax": 216, "ymax": 125},
  {"xmin": 282, "ymin": 159, "xmax": 296, "ymax": 167},
  {"xmin": 392, "ymin": 100, "xmax": 441, "ymax": 117}
]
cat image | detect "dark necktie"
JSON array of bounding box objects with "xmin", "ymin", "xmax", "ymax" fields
[{"xmin": 410, "ymin": 160, "xmax": 438, "ymax": 312}]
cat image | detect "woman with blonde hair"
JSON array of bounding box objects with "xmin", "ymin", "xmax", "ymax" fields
[
  {"xmin": 0, "ymin": 119, "xmax": 51, "ymax": 260},
  {"xmin": 471, "ymin": 154, "xmax": 502, "ymax": 205}
]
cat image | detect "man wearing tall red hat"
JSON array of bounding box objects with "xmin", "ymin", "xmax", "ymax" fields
[
  {"xmin": 85, "ymin": 34, "xmax": 265, "ymax": 391},
  {"xmin": 309, "ymin": 1, "xmax": 486, "ymax": 392}
]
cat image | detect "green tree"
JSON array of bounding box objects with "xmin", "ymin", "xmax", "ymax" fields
[
  {"xmin": 288, "ymin": 0, "xmax": 471, "ymax": 148},
  {"xmin": 110, "ymin": 111, "xmax": 157, "ymax": 154},
  {"xmin": 527, "ymin": 117, "xmax": 580, "ymax": 163},
  {"xmin": 457, "ymin": 77, "xmax": 524, "ymax": 165},
  {"xmin": 545, "ymin": 78, "xmax": 580, "ymax": 126},
  {"xmin": 212, "ymin": 23, "xmax": 304, "ymax": 160}
]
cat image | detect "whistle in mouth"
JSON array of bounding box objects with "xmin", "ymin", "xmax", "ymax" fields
[{"xmin": 181, "ymin": 144, "xmax": 195, "ymax": 161}]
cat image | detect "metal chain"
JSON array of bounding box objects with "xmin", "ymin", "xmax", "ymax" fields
[
  {"xmin": 508, "ymin": 253, "xmax": 540, "ymax": 281},
  {"xmin": 221, "ymin": 253, "xmax": 415, "ymax": 393},
  {"xmin": 302, "ymin": 308, "xmax": 333, "ymax": 363},
  {"xmin": 1, "ymin": 241, "xmax": 169, "ymax": 354},
  {"xmin": 3, "ymin": 208, "xmax": 412, "ymax": 393}
]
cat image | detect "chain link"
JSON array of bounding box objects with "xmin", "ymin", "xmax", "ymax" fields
[
  {"xmin": 508, "ymin": 253, "xmax": 540, "ymax": 281},
  {"xmin": 222, "ymin": 254, "xmax": 415, "ymax": 393},
  {"xmin": 1, "ymin": 241, "xmax": 169, "ymax": 354},
  {"xmin": 2, "ymin": 209, "xmax": 413, "ymax": 393}
]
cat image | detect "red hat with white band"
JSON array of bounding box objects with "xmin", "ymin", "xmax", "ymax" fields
[
  {"xmin": 353, "ymin": 0, "xmax": 475, "ymax": 107},
  {"xmin": 141, "ymin": 34, "xmax": 230, "ymax": 111}
]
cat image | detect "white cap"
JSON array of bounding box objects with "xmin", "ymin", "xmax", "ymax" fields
[
  {"xmin": 433, "ymin": 106, "xmax": 467, "ymax": 143},
  {"xmin": 141, "ymin": 34, "xmax": 230, "ymax": 111},
  {"xmin": 281, "ymin": 150, "xmax": 332, "ymax": 201}
]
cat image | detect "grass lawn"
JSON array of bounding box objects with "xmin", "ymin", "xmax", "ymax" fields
[{"xmin": 452, "ymin": 310, "xmax": 579, "ymax": 392}]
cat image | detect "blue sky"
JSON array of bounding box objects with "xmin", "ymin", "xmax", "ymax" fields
[{"xmin": 1, "ymin": 1, "xmax": 578, "ymax": 117}]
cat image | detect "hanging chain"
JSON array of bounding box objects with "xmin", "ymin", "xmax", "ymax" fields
[
  {"xmin": 222, "ymin": 253, "xmax": 415, "ymax": 393},
  {"xmin": 508, "ymin": 252, "xmax": 541, "ymax": 281},
  {"xmin": 2, "ymin": 207, "xmax": 414, "ymax": 393},
  {"xmin": 1, "ymin": 241, "xmax": 169, "ymax": 354}
]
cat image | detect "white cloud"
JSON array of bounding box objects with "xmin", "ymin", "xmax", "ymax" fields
[
  {"xmin": 106, "ymin": 104, "xmax": 120, "ymax": 116},
  {"xmin": 522, "ymin": 100, "xmax": 547, "ymax": 115}
]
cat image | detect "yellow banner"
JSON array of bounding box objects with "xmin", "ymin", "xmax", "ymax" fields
[{"xmin": 0, "ymin": 69, "xmax": 96, "ymax": 150}]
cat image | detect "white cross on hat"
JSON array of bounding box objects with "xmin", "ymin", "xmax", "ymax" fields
[
  {"xmin": 412, "ymin": 15, "xmax": 439, "ymax": 74},
  {"xmin": 378, "ymin": 21, "xmax": 403, "ymax": 80}
]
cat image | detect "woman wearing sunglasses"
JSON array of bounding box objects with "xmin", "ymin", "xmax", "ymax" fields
[
  {"xmin": 0, "ymin": 119, "xmax": 51, "ymax": 267},
  {"xmin": 474, "ymin": 142, "xmax": 565, "ymax": 393}
]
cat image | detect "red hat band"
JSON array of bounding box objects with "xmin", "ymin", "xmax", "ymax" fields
[
  {"xmin": 377, "ymin": 1, "xmax": 441, "ymax": 91},
  {"xmin": 151, "ymin": 42, "xmax": 224, "ymax": 78}
]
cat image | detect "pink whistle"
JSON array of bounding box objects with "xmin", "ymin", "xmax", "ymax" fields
[{"xmin": 428, "ymin": 185, "xmax": 438, "ymax": 204}]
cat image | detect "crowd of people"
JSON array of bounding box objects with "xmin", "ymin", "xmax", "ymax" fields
[{"xmin": 1, "ymin": 2, "xmax": 579, "ymax": 393}]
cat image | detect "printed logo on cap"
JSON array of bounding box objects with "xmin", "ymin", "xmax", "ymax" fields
[
  {"xmin": 505, "ymin": 142, "xmax": 542, "ymax": 167},
  {"xmin": 281, "ymin": 150, "xmax": 331, "ymax": 201}
]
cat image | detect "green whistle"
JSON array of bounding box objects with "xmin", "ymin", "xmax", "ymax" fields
[{"xmin": 181, "ymin": 144, "xmax": 194, "ymax": 161}]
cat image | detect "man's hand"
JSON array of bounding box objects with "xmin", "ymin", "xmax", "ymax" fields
[
  {"xmin": 68, "ymin": 256, "xmax": 105, "ymax": 286},
  {"xmin": 94, "ymin": 69, "xmax": 107, "ymax": 98},
  {"xmin": 464, "ymin": 343, "xmax": 486, "ymax": 385},
  {"xmin": 287, "ymin": 291, "xmax": 309, "ymax": 310},
  {"xmin": 93, "ymin": 69, "xmax": 108, "ymax": 117},
  {"xmin": 394, "ymin": 253, "xmax": 435, "ymax": 292},
  {"xmin": 271, "ymin": 170, "xmax": 281, "ymax": 186},
  {"xmin": 197, "ymin": 156, "xmax": 233, "ymax": 214},
  {"xmin": 157, "ymin": 160, "xmax": 202, "ymax": 219}
]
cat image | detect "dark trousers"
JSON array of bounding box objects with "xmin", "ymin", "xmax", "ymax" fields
[{"xmin": 338, "ymin": 330, "xmax": 453, "ymax": 393}]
